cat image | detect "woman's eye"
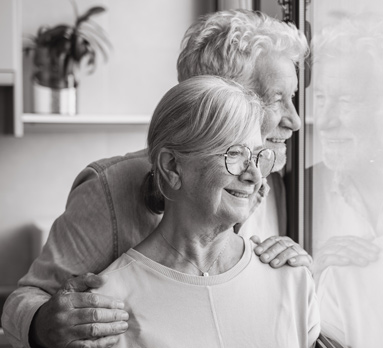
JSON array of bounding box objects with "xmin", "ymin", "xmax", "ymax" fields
[{"xmin": 227, "ymin": 151, "xmax": 241, "ymax": 158}]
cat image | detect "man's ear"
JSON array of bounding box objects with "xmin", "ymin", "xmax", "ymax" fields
[{"xmin": 157, "ymin": 148, "xmax": 182, "ymax": 190}]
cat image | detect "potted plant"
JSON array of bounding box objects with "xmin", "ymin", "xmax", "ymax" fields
[{"xmin": 24, "ymin": 1, "xmax": 111, "ymax": 115}]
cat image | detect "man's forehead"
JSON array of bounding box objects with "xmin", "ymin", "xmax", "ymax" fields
[{"xmin": 254, "ymin": 58, "xmax": 298, "ymax": 95}]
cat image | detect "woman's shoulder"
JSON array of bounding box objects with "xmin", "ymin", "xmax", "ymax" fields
[
  {"xmin": 92, "ymin": 251, "xmax": 139, "ymax": 297},
  {"xmin": 99, "ymin": 251, "xmax": 137, "ymax": 277},
  {"xmin": 274, "ymin": 262, "xmax": 316, "ymax": 297},
  {"xmin": 248, "ymin": 240, "xmax": 314, "ymax": 286}
]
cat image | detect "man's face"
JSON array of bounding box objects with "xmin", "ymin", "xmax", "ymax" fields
[
  {"xmin": 255, "ymin": 56, "xmax": 301, "ymax": 171},
  {"xmin": 314, "ymin": 54, "xmax": 383, "ymax": 173}
]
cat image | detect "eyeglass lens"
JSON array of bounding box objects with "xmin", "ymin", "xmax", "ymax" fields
[{"xmin": 225, "ymin": 145, "xmax": 275, "ymax": 177}]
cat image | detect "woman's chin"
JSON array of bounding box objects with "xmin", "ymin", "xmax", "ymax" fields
[{"xmin": 232, "ymin": 205, "xmax": 260, "ymax": 226}]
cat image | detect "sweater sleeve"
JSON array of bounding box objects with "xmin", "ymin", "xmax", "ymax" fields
[{"xmin": 2, "ymin": 165, "xmax": 117, "ymax": 348}]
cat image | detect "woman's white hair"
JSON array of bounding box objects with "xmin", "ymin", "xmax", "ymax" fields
[
  {"xmin": 177, "ymin": 10, "xmax": 308, "ymax": 91},
  {"xmin": 143, "ymin": 75, "xmax": 264, "ymax": 214}
]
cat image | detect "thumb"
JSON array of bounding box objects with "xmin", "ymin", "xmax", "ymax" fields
[
  {"xmin": 250, "ymin": 235, "xmax": 261, "ymax": 245},
  {"xmin": 62, "ymin": 273, "xmax": 108, "ymax": 293}
]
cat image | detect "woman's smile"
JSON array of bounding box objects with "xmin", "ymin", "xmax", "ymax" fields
[{"xmin": 224, "ymin": 188, "xmax": 254, "ymax": 199}]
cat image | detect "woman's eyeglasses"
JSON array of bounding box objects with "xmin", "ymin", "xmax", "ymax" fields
[{"xmin": 222, "ymin": 145, "xmax": 276, "ymax": 178}]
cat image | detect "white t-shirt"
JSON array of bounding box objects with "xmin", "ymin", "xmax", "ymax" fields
[{"xmin": 94, "ymin": 238, "xmax": 320, "ymax": 348}]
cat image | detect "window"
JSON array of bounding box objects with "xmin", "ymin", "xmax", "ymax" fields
[{"xmin": 305, "ymin": 1, "xmax": 383, "ymax": 347}]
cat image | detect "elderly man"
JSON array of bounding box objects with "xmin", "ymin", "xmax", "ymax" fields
[{"xmin": 3, "ymin": 10, "xmax": 310, "ymax": 348}]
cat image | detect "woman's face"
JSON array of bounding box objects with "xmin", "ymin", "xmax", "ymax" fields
[{"xmin": 178, "ymin": 134, "xmax": 266, "ymax": 229}]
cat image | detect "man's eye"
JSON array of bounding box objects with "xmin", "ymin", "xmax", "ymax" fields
[{"xmin": 314, "ymin": 94, "xmax": 325, "ymax": 107}]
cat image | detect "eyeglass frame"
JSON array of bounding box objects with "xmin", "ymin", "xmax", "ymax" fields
[{"xmin": 220, "ymin": 144, "xmax": 276, "ymax": 178}]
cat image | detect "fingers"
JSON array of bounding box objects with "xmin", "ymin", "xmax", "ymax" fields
[
  {"xmin": 254, "ymin": 236, "xmax": 312, "ymax": 269},
  {"xmin": 250, "ymin": 235, "xmax": 261, "ymax": 245},
  {"xmin": 68, "ymin": 292, "xmax": 125, "ymax": 310},
  {"xmin": 287, "ymin": 254, "xmax": 313, "ymax": 269},
  {"xmin": 32, "ymin": 277, "xmax": 129, "ymax": 348},
  {"xmin": 316, "ymin": 235, "xmax": 381, "ymax": 271},
  {"xmin": 265, "ymin": 244, "xmax": 308, "ymax": 268},
  {"xmin": 67, "ymin": 335, "xmax": 120, "ymax": 348},
  {"xmin": 254, "ymin": 236, "xmax": 294, "ymax": 256},
  {"xmin": 254, "ymin": 236, "xmax": 295, "ymax": 260},
  {"xmin": 71, "ymin": 308, "xmax": 129, "ymax": 325},
  {"xmin": 63, "ymin": 274, "xmax": 108, "ymax": 293},
  {"xmin": 74, "ymin": 321, "xmax": 129, "ymax": 340},
  {"xmin": 327, "ymin": 235, "xmax": 380, "ymax": 252}
]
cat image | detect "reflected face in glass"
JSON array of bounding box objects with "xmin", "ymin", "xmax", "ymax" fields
[
  {"xmin": 255, "ymin": 56, "xmax": 301, "ymax": 171},
  {"xmin": 314, "ymin": 55, "xmax": 383, "ymax": 172},
  {"xmin": 179, "ymin": 131, "xmax": 266, "ymax": 228}
]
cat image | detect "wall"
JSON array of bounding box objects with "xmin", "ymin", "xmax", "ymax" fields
[{"xmin": 0, "ymin": 0, "xmax": 215, "ymax": 286}]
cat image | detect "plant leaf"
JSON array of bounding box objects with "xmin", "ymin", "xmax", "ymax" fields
[
  {"xmin": 83, "ymin": 19, "xmax": 113, "ymax": 50},
  {"xmin": 69, "ymin": 0, "xmax": 79, "ymax": 22},
  {"xmin": 36, "ymin": 25, "xmax": 71, "ymax": 46},
  {"xmin": 77, "ymin": 28, "xmax": 109, "ymax": 62},
  {"xmin": 76, "ymin": 6, "xmax": 106, "ymax": 27}
]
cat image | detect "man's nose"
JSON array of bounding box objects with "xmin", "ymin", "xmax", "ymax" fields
[
  {"xmin": 281, "ymin": 101, "xmax": 301, "ymax": 131},
  {"xmin": 315, "ymin": 99, "xmax": 342, "ymax": 131}
]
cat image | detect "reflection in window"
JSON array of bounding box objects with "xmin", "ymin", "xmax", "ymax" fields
[{"xmin": 308, "ymin": 10, "xmax": 383, "ymax": 348}]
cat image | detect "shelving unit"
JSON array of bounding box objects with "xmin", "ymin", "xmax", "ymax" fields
[
  {"xmin": 22, "ymin": 113, "xmax": 151, "ymax": 125},
  {"xmin": 0, "ymin": 0, "xmax": 22, "ymax": 136},
  {"xmin": 1, "ymin": 0, "xmax": 154, "ymax": 136},
  {"xmin": 3, "ymin": 1, "xmax": 210, "ymax": 137}
]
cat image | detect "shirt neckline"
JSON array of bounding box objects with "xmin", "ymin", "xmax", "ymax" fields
[{"xmin": 126, "ymin": 237, "xmax": 253, "ymax": 286}]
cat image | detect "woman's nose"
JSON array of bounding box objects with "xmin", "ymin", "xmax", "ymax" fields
[{"xmin": 240, "ymin": 158, "xmax": 263, "ymax": 185}]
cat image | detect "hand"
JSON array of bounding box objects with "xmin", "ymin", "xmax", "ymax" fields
[
  {"xmin": 251, "ymin": 235, "xmax": 313, "ymax": 270},
  {"xmin": 29, "ymin": 273, "xmax": 129, "ymax": 348},
  {"xmin": 313, "ymin": 235, "xmax": 380, "ymax": 277}
]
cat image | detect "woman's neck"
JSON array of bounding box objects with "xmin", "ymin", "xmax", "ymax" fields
[{"xmin": 135, "ymin": 212, "xmax": 244, "ymax": 276}]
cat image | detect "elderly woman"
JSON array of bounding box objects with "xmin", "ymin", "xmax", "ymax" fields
[{"xmin": 94, "ymin": 75, "xmax": 320, "ymax": 347}]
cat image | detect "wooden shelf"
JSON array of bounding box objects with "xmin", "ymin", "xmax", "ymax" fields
[
  {"xmin": 22, "ymin": 113, "xmax": 151, "ymax": 125},
  {"xmin": 0, "ymin": 72, "xmax": 14, "ymax": 86}
]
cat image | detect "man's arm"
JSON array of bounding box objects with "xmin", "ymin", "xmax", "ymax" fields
[{"xmin": 2, "ymin": 165, "xmax": 129, "ymax": 348}]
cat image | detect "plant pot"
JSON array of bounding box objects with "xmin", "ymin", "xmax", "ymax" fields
[{"xmin": 33, "ymin": 80, "xmax": 77, "ymax": 115}]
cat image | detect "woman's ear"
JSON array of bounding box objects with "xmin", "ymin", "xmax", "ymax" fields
[{"xmin": 157, "ymin": 148, "xmax": 182, "ymax": 190}]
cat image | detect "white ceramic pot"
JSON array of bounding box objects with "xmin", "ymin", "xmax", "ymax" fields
[{"xmin": 33, "ymin": 81, "xmax": 77, "ymax": 115}]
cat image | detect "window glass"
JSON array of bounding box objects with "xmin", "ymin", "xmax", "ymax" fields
[{"xmin": 306, "ymin": 1, "xmax": 383, "ymax": 347}]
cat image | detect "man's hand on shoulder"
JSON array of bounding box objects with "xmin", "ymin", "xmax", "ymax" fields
[
  {"xmin": 29, "ymin": 273, "xmax": 129, "ymax": 348},
  {"xmin": 251, "ymin": 235, "xmax": 313, "ymax": 270}
]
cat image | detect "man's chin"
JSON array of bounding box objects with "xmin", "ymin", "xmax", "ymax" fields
[
  {"xmin": 272, "ymin": 154, "xmax": 287, "ymax": 172},
  {"xmin": 266, "ymin": 142, "xmax": 287, "ymax": 172}
]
